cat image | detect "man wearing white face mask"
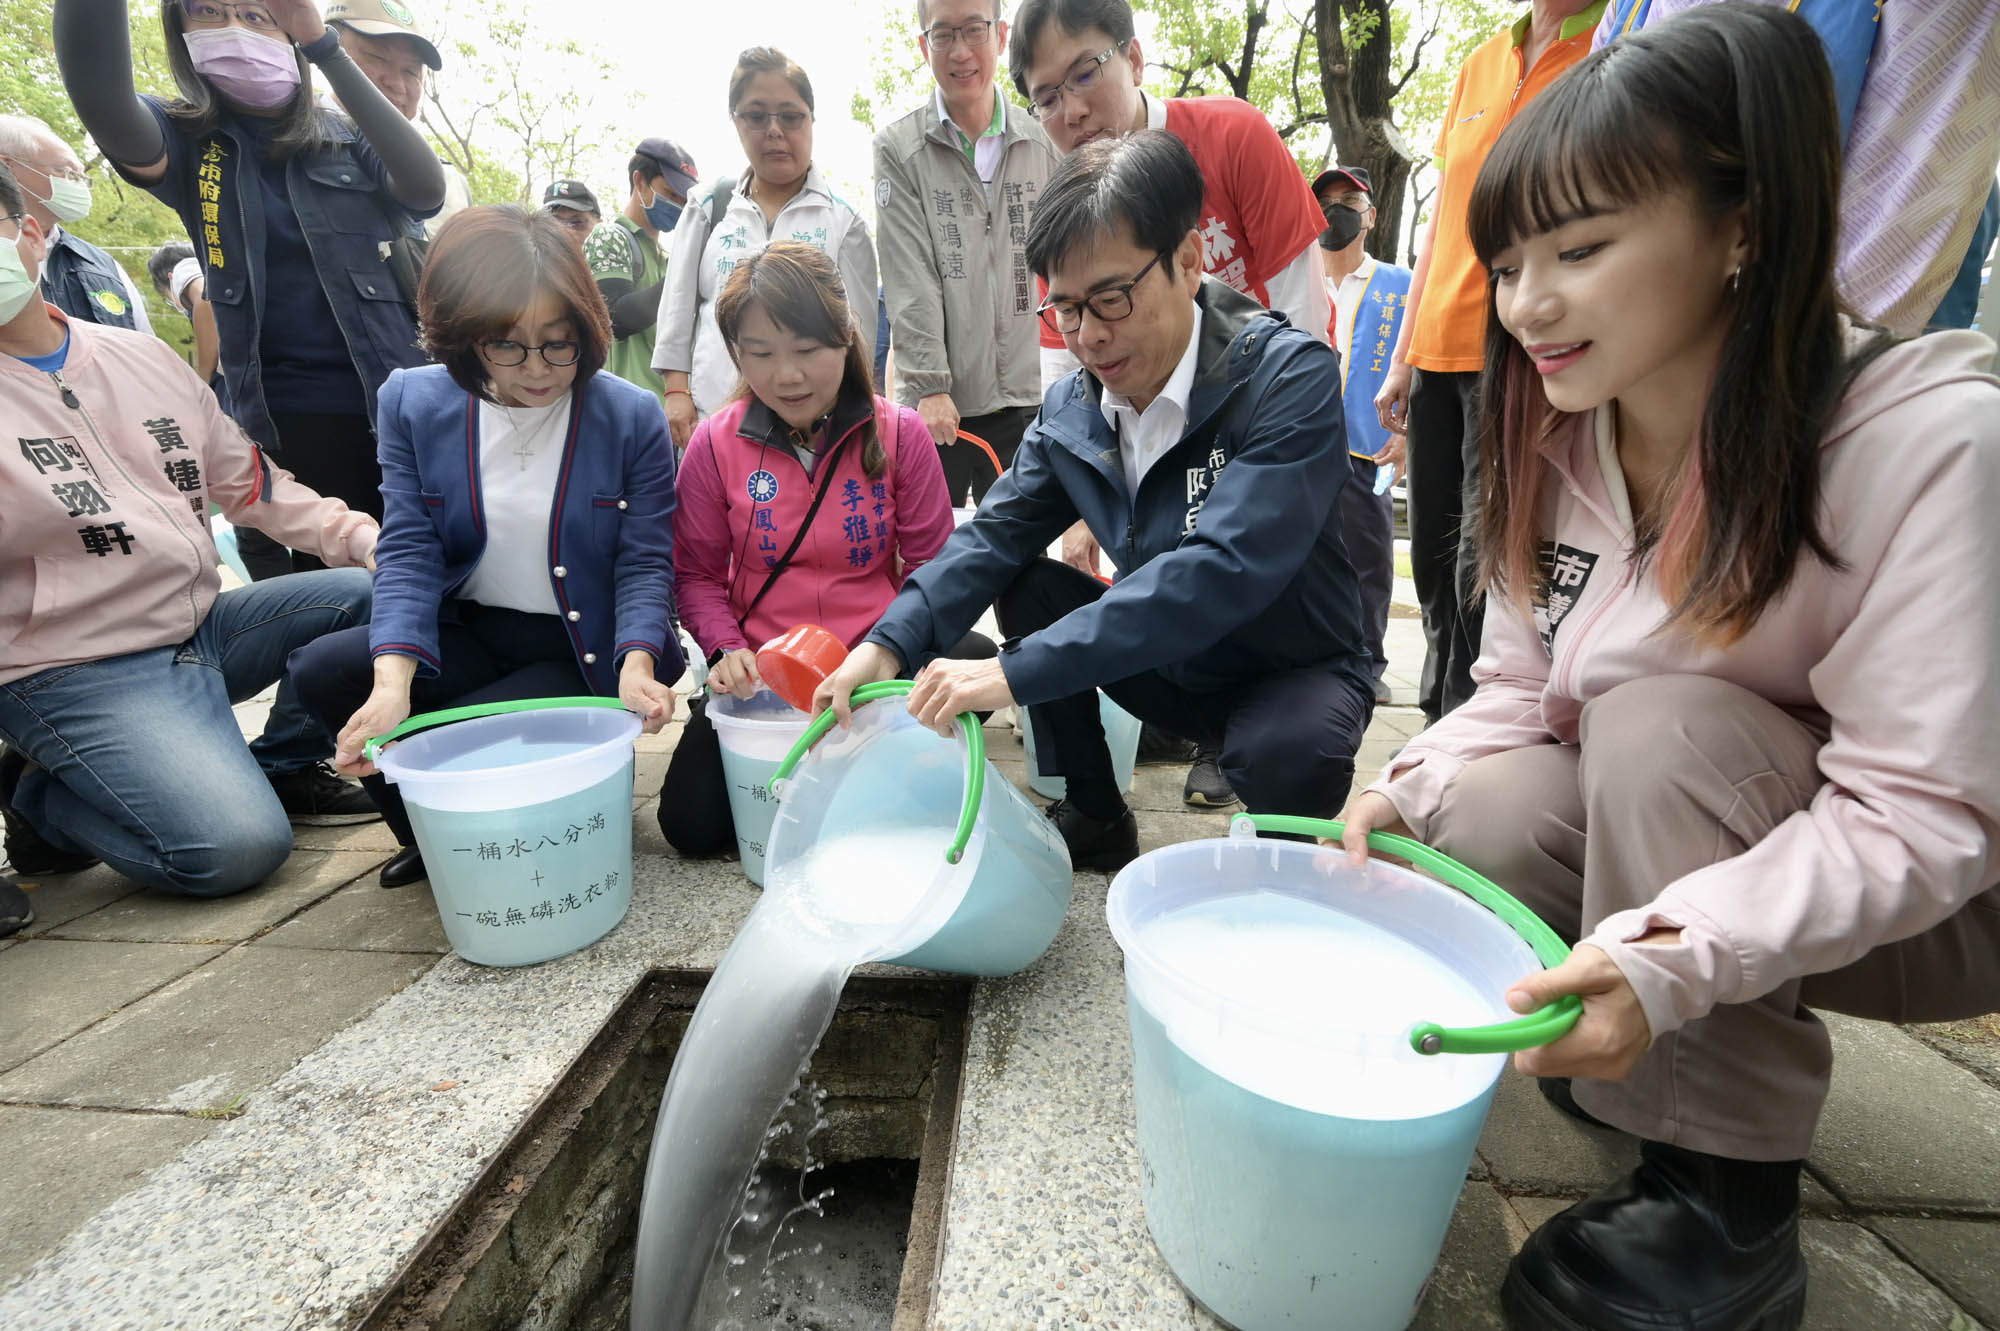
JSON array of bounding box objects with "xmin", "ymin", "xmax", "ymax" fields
[{"xmin": 0, "ymin": 116, "xmax": 155, "ymax": 336}]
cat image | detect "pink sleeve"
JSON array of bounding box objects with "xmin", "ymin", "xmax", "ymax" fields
[
  {"xmin": 669, "ymin": 422, "xmax": 750, "ymax": 656},
  {"xmin": 888, "ymin": 405, "xmax": 956, "ymax": 570},
  {"xmin": 1365, "ymin": 590, "xmax": 1557, "ymax": 838}
]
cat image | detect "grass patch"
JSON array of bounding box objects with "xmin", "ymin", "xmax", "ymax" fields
[{"xmin": 189, "ymin": 1091, "xmax": 249, "ymax": 1121}]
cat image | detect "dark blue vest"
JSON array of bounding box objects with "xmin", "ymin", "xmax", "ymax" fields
[{"xmin": 41, "ymin": 230, "xmax": 141, "ymax": 331}]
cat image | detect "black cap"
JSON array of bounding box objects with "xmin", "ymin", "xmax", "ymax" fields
[
  {"xmin": 1311, "ymin": 165, "xmax": 1373, "ymax": 198},
  {"xmin": 540, "ymin": 179, "xmax": 601, "ymax": 213},
  {"xmin": 633, "ymin": 137, "xmax": 700, "ymax": 198}
]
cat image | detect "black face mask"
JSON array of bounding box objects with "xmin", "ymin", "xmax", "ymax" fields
[{"xmin": 1319, "ymin": 202, "xmax": 1365, "ymax": 251}]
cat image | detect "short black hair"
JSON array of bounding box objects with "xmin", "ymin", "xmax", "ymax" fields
[
  {"xmin": 628, "ymin": 152, "xmax": 663, "ymax": 189},
  {"xmin": 1009, "ymin": 0, "xmax": 1136, "ymax": 100},
  {"xmin": 1025, "ymin": 129, "xmax": 1202, "ymax": 279},
  {"xmin": 147, "ymin": 240, "xmax": 195, "ymax": 297},
  {"xmin": 0, "ymin": 160, "xmax": 22, "ymax": 219}
]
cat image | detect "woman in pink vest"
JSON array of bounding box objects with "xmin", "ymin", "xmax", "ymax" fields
[{"xmin": 659, "ymin": 241, "xmax": 990, "ymax": 857}]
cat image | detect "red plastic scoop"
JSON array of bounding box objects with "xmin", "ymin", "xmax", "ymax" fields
[{"xmin": 755, "ymin": 624, "xmax": 848, "ymax": 714}]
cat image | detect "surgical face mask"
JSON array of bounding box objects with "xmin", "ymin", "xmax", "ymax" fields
[
  {"xmin": 183, "ymin": 27, "xmax": 302, "ymax": 111},
  {"xmin": 34, "ymin": 173, "xmax": 93, "ymax": 224},
  {"xmin": 1318, "ymin": 202, "xmax": 1365, "ymax": 252},
  {"xmin": 0, "ymin": 231, "xmax": 41, "ymax": 324},
  {"xmin": 641, "ymin": 184, "xmax": 683, "ymax": 234}
]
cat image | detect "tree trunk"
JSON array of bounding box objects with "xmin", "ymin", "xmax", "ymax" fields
[{"xmin": 1313, "ymin": 0, "xmax": 1411, "ymax": 262}]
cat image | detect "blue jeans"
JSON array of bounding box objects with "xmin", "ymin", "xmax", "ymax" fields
[{"xmin": 0, "ymin": 569, "xmax": 373, "ymax": 897}]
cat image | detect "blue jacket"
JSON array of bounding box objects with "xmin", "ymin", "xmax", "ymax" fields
[
  {"xmin": 137, "ymin": 96, "xmax": 429, "ymax": 452},
  {"xmin": 41, "ymin": 230, "xmax": 140, "ymax": 330},
  {"xmin": 369, "ymin": 365, "xmax": 683, "ymax": 696},
  {"xmin": 868, "ymin": 279, "xmax": 1372, "ymax": 704}
]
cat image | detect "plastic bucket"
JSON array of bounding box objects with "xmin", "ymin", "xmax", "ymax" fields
[
  {"xmin": 1020, "ymin": 690, "xmax": 1143, "ymax": 799},
  {"xmin": 706, "ymin": 689, "xmax": 812, "ymax": 885},
  {"xmin": 763, "ymin": 681, "xmax": 1072, "ymax": 976},
  {"xmin": 368, "ymin": 698, "xmax": 640, "ymax": 967},
  {"xmin": 1106, "ymin": 814, "xmax": 1578, "ymax": 1331}
]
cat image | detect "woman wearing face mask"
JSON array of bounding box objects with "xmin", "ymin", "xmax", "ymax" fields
[
  {"xmin": 650, "ymin": 46, "xmax": 877, "ymax": 451},
  {"xmin": 658, "ymin": 241, "xmax": 984, "ymax": 860},
  {"xmin": 54, "ymin": 0, "xmax": 445, "ymax": 562},
  {"xmin": 1341, "ymin": 10, "xmax": 2000, "ymax": 1328},
  {"xmin": 286, "ymin": 207, "xmax": 682, "ymax": 890}
]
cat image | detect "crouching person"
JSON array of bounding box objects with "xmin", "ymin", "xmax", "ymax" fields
[
  {"xmin": 0, "ymin": 163, "xmax": 379, "ymax": 901},
  {"xmin": 817, "ymin": 130, "xmax": 1375, "ymax": 872}
]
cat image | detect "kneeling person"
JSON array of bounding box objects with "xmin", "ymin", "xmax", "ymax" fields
[{"xmin": 818, "ymin": 131, "xmax": 1374, "ymax": 871}]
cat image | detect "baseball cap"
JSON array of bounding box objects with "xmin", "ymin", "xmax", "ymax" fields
[
  {"xmin": 1311, "ymin": 165, "xmax": 1373, "ymax": 198},
  {"xmin": 633, "ymin": 137, "xmax": 700, "ymax": 199},
  {"xmin": 323, "ymin": 0, "xmax": 441, "ymax": 70},
  {"xmin": 541, "ymin": 180, "xmax": 601, "ymax": 214}
]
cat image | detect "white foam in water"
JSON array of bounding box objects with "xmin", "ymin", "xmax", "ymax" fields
[
  {"xmin": 766, "ymin": 829, "xmax": 949, "ymax": 938},
  {"xmin": 1136, "ymin": 890, "xmax": 1505, "ymax": 1120}
]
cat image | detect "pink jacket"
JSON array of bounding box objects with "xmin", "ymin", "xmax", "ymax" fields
[
  {"xmin": 673, "ymin": 394, "xmax": 955, "ymax": 655},
  {"xmin": 0, "ymin": 310, "xmax": 378, "ymax": 686},
  {"xmin": 1371, "ymin": 329, "xmax": 2000, "ymax": 1043}
]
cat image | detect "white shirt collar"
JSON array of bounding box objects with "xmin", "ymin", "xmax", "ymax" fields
[
  {"xmin": 1100, "ymin": 303, "xmax": 1203, "ymax": 426},
  {"xmin": 1141, "ymin": 89, "xmax": 1169, "ymax": 131},
  {"xmin": 933, "ymin": 84, "xmax": 1006, "ymax": 138}
]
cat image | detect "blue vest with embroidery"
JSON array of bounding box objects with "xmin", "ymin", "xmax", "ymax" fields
[
  {"xmin": 41, "ymin": 231, "xmax": 140, "ymax": 331},
  {"xmin": 1336, "ymin": 258, "xmax": 1413, "ymax": 463}
]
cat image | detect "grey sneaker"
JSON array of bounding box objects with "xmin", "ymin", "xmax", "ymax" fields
[
  {"xmin": 267, "ymin": 763, "xmax": 383, "ymax": 826},
  {"xmin": 0, "ymin": 873, "xmax": 32, "ymax": 938},
  {"xmin": 1182, "ymin": 748, "xmax": 1239, "ymax": 808}
]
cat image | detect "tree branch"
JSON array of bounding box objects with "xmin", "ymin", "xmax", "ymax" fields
[{"xmin": 1390, "ymin": 2, "xmax": 1445, "ymax": 98}]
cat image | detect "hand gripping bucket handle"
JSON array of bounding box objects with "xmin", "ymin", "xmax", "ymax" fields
[
  {"xmin": 362, "ymin": 696, "xmax": 630, "ymax": 763},
  {"xmin": 767, "ymin": 680, "xmax": 984, "ymax": 865},
  {"xmin": 1231, "ymin": 813, "xmax": 1583, "ymax": 1058}
]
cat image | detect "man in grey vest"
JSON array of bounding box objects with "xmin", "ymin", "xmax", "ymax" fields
[
  {"xmin": 0, "ymin": 116, "xmax": 154, "ymax": 335},
  {"xmin": 873, "ymin": 0, "xmax": 1060, "ymax": 507}
]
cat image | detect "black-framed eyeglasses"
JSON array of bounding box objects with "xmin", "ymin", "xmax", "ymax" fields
[
  {"xmin": 179, "ymin": 0, "xmax": 280, "ymax": 32},
  {"xmin": 480, "ymin": 339, "xmax": 581, "ymax": 367},
  {"xmin": 1037, "ymin": 251, "xmax": 1167, "ymax": 334},
  {"xmin": 925, "ymin": 17, "xmax": 995, "ymax": 51},
  {"xmin": 1026, "ymin": 43, "xmax": 1123, "ymax": 121},
  {"xmin": 734, "ymin": 109, "xmax": 811, "ymax": 134}
]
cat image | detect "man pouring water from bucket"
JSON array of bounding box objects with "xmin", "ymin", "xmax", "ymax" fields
[{"xmin": 817, "ymin": 130, "xmax": 1375, "ymax": 872}]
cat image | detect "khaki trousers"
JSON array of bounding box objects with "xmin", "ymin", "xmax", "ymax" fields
[{"xmin": 1427, "ymin": 674, "xmax": 2000, "ymax": 1160}]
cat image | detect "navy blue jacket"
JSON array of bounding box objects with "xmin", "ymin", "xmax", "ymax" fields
[
  {"xmin": 868, "ymin": 279, "xmax": 1372, "ymax": 704},
  {"xmin": 41, "ymin": 230, "xmax": 141, "ymax": 330},
  {"xmin": 369, "ymin": 365, "xmax": 683, "ymax": 696},
  {"xmin": 136, "ymin": 96, "xmax": 429, "ymax": 452}
]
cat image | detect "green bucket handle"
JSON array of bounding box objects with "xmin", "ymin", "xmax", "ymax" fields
[
  {"xmin": 361, "ymin": 695, "xmax": 630, "ymax": 764},
  {"xmin": 1230, "ymin": 813, "xmax": 1583, "ymax": 1058},
  {"xmin": 767, "ymin": 680, "xmax": 985, "ymax": 866}
]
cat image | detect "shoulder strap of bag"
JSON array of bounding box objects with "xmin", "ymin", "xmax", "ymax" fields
[
  {"xmin": 741, "ymin": 436, "xmax": 846, "ymax": 619},
  {"xmin": 707, "ymin": 180, "xmax": 735, "ymax": 234}
]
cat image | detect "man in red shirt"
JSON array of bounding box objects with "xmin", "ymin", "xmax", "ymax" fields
[{"xmin": 1009, "ymin": 0, "xmax": 1331, "ymax": 809}]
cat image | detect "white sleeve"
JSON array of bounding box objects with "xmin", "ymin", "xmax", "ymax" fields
[
  {"xmin": 652, "ymin": 201, "xmax": 710, "ymax": 374},
  {"xmin": 116, "ymin": 261, "xmax": 154, "ymax": 335},
  {"xmin": 1040, "ymin": 345, "xmax": 1080, "ymax": 391},
  {"xmin": 839, "ymin": 211, "xmax": 880, "ymax": 373},
  {"xmin": 169, "ymin": 256, "xmax": 203, "ymax": 311},
  {"xmin": 1263, "ymin": 242, "xmax": 1331, "ymax": 346}
]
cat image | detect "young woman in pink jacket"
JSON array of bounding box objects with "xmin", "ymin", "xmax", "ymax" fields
[
  {"xmin": 658, "ymin": 242, "xmax": 991, "ymax": 858},
  {"xmin": 1340, "ymin": 9, "xmax": 2000, "ymax": 1329}
]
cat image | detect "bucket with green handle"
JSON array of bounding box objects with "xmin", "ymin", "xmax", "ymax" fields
[
  {"xmin": 365, "ymin": 697, "xmax": 640, "ymax": 967},
  {"xmin": 1106, "ymin": 813, "xmax": 1581, "ymax": 1331},
  {"xmin": 762, "ymin": 680, "xmax": 1073, "ymax": 976}
]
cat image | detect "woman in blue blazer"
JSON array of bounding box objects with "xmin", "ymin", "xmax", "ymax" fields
[{"xmin": 289, "ymin": 206, "xmax": 682, "ymax": 887}]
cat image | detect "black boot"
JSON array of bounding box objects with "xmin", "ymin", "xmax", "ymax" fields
[
  {"xmin": 379, "ymin": 846, "xmax": 428, "ymax": 889},
  {"xmin": 1503, "ymin": 1140, "xmax": 1806, "ymax": 1331},
  {"xmin": 0, "ymin": 746, "xmax": 99, "ymax": 876},
  {"xmin": 1043, "ymin": 798, "xmax": 1139, "ymax": 872}
]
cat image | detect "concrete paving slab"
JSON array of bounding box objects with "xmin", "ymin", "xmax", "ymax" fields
[
  {"xmin": 257, "ymin": 877, "xmax": 452, "ymax": 954},
  {"xmin": 8, "ymin": 866, "xmax": 144, "ymax": 937},
  {"xmin": 0, "ymin": 939, "xmax": 228, "ymax": 1075},
  {"xmin": 632, "ymin": 745, "xmax": 669, "ymax": 797},
  {"xmin": 1476, "ymin": 1070, "xmax": 1640, "ymax": 1197},
  {"xmin": 1801, "ymin": 1218, "xmax": 1980, "ymax": 1329},
  {"xmin": 1811, "ymin": 1014, "xmax": 2000, "ymax": 1212},
  {"xmin": 0, "ymin": 1106, "xmax": 213, "ymax": 1285},
  {"xmin": 45, "ymin": 850, "xmax": 387, "ymax": 945},
  {"xmin": 0, "ymin": 946, "xmax": 434, "ymax": 1112},
  {"xmin": 1911, "ymin": 1015, "xmax": 2000, "ymax": 1092},
  {"xmin": 1869, "ymin": 1217, "xmax": 2000, "ymax": 1328},
  {"xmin": 288, "ymin": 819, "xmax": 402, "ymax": 853},
  {"xmin": 1410, "ymin": 1182, "xmax": 1515, "ymax": 1330}
]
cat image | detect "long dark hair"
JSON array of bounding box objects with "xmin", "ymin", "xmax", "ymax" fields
[
  {"xmin": 417, "ymin": 206, "xmax": 613, "ymax": 401},
  {"xmin": 1466, "ymin": 3, "xmax": 1887, "ymax": 644},
  {"xmin": 160, "ymin": 0, "xmax": 335, "ymax": 158},
  {"xmin": 713, "ymin": 241, "xmax": 884, "ymax": 478}
]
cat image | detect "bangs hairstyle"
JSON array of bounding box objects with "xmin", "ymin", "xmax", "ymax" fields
[
  {"xmin": 159, "ymin": 0, "xmax": 335, "ymax": 159},
  {"xmin": 1466, "ymin": 3, "xmax": 1889, "ymax": 645},
  {"xmin": 1025, "ymin": 129, "xmax": 1202, "ymax": 280},
  {"xmin": 417, "ymin": 205, "xmax": 613, "ymax": 400},
  {"xmin": 713, "ymin": 241, "xmax": 884, "ymax": 478}
]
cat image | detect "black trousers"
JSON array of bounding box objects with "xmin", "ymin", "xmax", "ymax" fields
[
  {"xmin": 939, "ymin": 405, "xmax": 1036, "ymax": 507},
  {"xmin": 269, "ymin": 412, "xmax": 384, "ymax": 573},
  {"xmin": 656, "ymin": 631, "xmax": 998, "ymax": 858},
  {"xmin": 993, "ymin": 559, "xmax": 1373, "ymax": 820},
  {"xmin": 287, "ymin": 601, "xmax": 589, "ymax": 846},
  {"xmin": 1405, "ymin": 369, "xmax": 1484, "ymax": 721},
  {"xmin": 1338, "ymin": 452, "xmax": 1397, "ymax": 681}
]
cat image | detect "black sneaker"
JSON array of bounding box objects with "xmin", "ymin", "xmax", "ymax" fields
[
  {"xmin": 1044, "ymin": 798, "xmax": 1140, "ymax": 873},
  {"xmin": 1182, "ymin": 747, "xmax": 1238, "ymax": 808},
  {"xmin": 0, "ymin": 873, "xmax": 32, "ymax": 938},
  {"xmin": 0, "ymin": 746, "xmax": 99, "ymax": 875},
  {"xmin": 1134, "ymin": 723, "xmax": 1199, "ymax": 766},
  {"xmin": 267, "ymin": 762, "xmax": 384, "ymax": 825}
]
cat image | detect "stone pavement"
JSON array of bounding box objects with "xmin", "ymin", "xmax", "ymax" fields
[{"xmin": 1, "ymin": 570, "xmax": 1995, "ymax": 1328}]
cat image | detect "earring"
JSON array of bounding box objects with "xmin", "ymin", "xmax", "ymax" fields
[{"xmin": 1727, "ymin": 265, "xmax": 1742, "ymax": 296}]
